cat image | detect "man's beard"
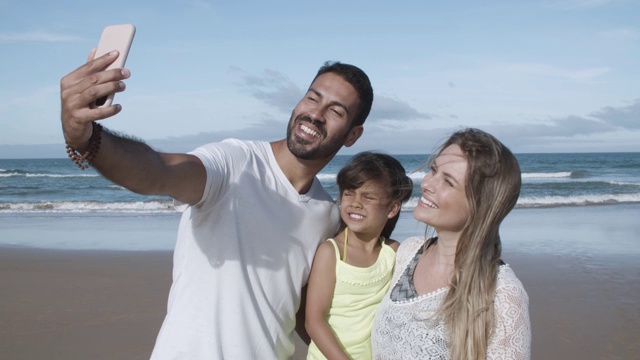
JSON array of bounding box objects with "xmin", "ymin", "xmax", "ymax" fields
[{"xmin": 286, "ymin": 113, "xmax": 347, "ymax": 160}]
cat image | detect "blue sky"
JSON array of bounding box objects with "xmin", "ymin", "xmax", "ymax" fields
[{"xmin": 0, "ymin": 0, "xmax": 638, "ymax": 158}]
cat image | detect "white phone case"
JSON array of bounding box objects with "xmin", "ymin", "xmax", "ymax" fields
[{"xmin": 91, "ymin": 24, "xmax": 136, "ymax": 108}]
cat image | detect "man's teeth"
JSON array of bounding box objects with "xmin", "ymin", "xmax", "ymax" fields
[
  {"xmin": 349, "ymin": 213, "xmax": 364, "ymax": 220},
  {"xmin": 301, "ymin": 124, "xmax": 320, "ymax": 137},
  {"xmin": 421, "ymin": 197, "xmax": 438, "ymax": 209}
]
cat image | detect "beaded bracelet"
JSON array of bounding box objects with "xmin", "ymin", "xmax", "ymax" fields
[{"xmin": 66, "ymin": 122, "xmax": 103, "ymax": 170}]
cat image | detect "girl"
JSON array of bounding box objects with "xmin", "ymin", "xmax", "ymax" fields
[
  {"xmin": 372, "ymin": 128, "xmax": 531, "ymax": 359},
  {"xmin": 305, "ymin": 152, "xmax": 413, "ymax": 360}
]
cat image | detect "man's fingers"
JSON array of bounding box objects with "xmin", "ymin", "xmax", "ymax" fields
[
  {"xmin": 79, "ymin": 103, "xmax": 123, "ymax": 121},
  {"xmin": 86, "ymin": 48, "xmax": 97, "ymax": 63},
  {"xmin": 65, "ymin": 79, "xmax": 126, "ymax": 114},
  {"xmin": 62, "ymin": 68, "xmax": 130, "ymax": 110},
  {"xmin": 62, "ymin": 103, "xmax": 122, "ymax": 148},
  {"xmin": 85, "ymin": 80, "xmax": 127, "ymax": 107},
  {"xmin": 86, "ymin": 50, "xmax": 120, "ymax": 72},
  {"xmin": 61, "ymin": 51, "xmax": 120, "ymax": 89}
]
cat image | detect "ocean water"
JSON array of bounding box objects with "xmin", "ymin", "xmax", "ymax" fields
[{"xmin": 1, "ymin": 153, "xmax": 639, "ymax": 215}]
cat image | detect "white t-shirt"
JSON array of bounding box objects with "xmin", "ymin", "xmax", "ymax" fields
[
  {"xmin": 372, "ymin": 237, "xmax": 531, "ymax": 360},
  {"xmin": 151, "ymin": 139, "xmax": 341, "ymax": 360}
]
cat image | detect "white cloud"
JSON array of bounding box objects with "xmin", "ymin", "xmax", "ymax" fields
[
  {"xmin": 141, "ymin": 99, "xmax": 639, "ymax": 156},
  {"xmin": 505, "ymin": 63, "xmax": 611, "ymax": 82},
  {"xmin": 235, "ymin": 67, "xmax": 431, "ymax": 124},
  {"xmin": 543, "ymin": 0, "xmax": 614, "ymax": 10},
  {"xmin": 589, "ymin": 99, "xmax": 640, "ymax": 129},
  {"xmin": 0, "ymin": 86, "xmax": 58, "ymax": 109},
  {"xmin": 236, "ymin": 68, "xmax": 303, "ymax": 114},
  {"xmin": 597, "ymin": 28, "xmax": 640, "ymax": 41},
  {"xmin": 192, "ymin": 0, "xmax": 212, "ymax": 9},
  {"xmin": 369, "ymin": 96, "xmax": 432, "ymax": 122},
  {"xmin": 0, "ymin": 31, "xmax": 83, "ymax": 43}
]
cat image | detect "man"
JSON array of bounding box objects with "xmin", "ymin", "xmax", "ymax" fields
[{"xmin": 60, "ymin": 50, "xmax": 373, "ymax": 359}]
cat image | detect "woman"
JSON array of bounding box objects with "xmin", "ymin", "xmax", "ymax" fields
[{"xmin": 372, "ymin": 128, "xmax": 531, "ymax": 359}]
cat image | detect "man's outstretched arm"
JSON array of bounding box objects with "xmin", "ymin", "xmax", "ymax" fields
[{"xmin": 60, "ymin": 50, "xmax": 205, "ymax": 205}]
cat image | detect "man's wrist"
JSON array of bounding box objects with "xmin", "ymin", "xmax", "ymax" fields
[{"xmin": 66, "ymin": 122, "xmax": 104, "ymax": 170}]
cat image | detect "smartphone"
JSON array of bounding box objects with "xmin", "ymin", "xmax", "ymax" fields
[{"xmin": 91, "ymin": 24, "xmax": 136, "ymax": 108}]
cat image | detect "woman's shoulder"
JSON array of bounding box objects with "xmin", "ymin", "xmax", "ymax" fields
[
  {"xmin": 392, "ymin": 237, "xmax": 427, "ymax": 269},
  {"xmin": 497, "ymin": 264, "xmax": 524, "ymax": 285},
  {"xmin": 496, "ymin": 265, "xmax": 529, "ymax": 303},
  {"xmin": 397, "ymin": 237, "xmax": 426, "ymax": 252}
]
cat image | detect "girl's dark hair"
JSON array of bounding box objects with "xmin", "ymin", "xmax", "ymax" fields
[{"xmin": 336, "ymin": 152, "xmax": 413, "ymax": 239}]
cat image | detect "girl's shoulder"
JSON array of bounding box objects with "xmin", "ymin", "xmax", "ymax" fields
[
  {"xmin": 314, "ymin": 238, "xmax": 339, "ymax": 262},
  {"xmin": 384, "ymin": 238, "xmax": 400, "ymax": 252}
]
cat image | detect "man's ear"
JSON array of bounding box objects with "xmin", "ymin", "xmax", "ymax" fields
[{"xmin": 343, "ymin": 126, "xmax": 363, "ymax": 148}]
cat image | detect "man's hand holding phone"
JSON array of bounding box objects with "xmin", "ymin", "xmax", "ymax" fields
[{"xmin": 60, "ymin": 24, "xmax": 135, "ymax": 151}]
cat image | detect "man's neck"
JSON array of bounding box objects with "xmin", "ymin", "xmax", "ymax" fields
[{"xmin": 270, "ymin": 139, "xmax": 333, "ymax": 194}]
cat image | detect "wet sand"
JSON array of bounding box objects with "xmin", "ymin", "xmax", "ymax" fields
[{"xmin": 1, "ymin": 204, "xmax": 639, "ymax": 359}]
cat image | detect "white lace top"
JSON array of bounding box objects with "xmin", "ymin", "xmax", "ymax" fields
[{"xmin": 371, "ymin": 237, "xmax": 531, "ymax": 359}]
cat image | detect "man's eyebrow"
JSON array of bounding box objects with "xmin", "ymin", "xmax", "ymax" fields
[{"xmin": 308, "ymin": 88, "xmax": 350, "ymax": 114}]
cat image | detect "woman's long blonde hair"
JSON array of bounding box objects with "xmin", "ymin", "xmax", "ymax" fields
[{"xmin": 432, "ymin": 128, "xmax": 521, "ymax": 359}]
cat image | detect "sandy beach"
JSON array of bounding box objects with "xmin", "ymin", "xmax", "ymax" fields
[{"xmin": 1, "ymin": 204, "xmax": 639, "ymax": 359}]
